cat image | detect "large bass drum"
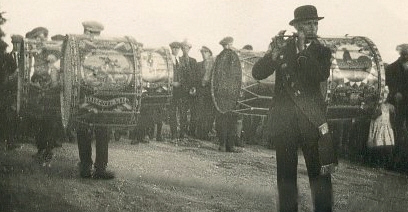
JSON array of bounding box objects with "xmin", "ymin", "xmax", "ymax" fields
[
  {"xmin": 12, "ymin": 38, "xmax": 63, "ymax": 120},
  {"xmin": 61, "ymin": 35, "xmax": 172, "ymax": 128},
  {"xmin": 211, "ymin": 49, "xmax": 273, "ymax": 116},
  {"xmin": 212, "ymin": 36, "xmax": 385, "ymax": 120}
]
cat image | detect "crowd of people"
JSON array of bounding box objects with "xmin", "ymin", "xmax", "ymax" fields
[{"xmin": 1, "ymin": 4, "xmax": 408, "ymax": 212}]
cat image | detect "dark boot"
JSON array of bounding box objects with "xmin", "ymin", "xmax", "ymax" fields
[
  {"xmin": 79, "ymin": 162, "xmax": 92, "ymax": 178},
  {"xmin": 93, "ymin": 164, "xmax": 115, "ymax": 180}
]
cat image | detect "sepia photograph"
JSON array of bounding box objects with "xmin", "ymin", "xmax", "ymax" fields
[{"xmin": 0, "ymin": 0, "xmax": 408, "ymax": 211}]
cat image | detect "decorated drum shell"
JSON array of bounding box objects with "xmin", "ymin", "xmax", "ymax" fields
[
  {"xmin": 13, "ymin": 38, "xmax": 63, "ymax": 120},
  {"xmin": 61, "ymin": 35, "xmax": 172, "ymax": 128}
]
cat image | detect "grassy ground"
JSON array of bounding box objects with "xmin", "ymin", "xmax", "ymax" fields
[{"xmin": 1, "ymin": 135, "xmax": 408, "ymax": 212}]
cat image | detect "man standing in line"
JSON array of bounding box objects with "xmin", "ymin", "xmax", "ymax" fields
[
  {"xmin": 77, "ymin": 21, "xmax": 114, "ymax": 179},
  {"xmin": 179, "ymin": 40, "xmax": 199, "ymax": 138},
  {"xmin": 196, "ymin": 46, "xmax": 215, "ymax": 140},
  {"xmin": 252, "ymin": 5, "xmax": 336, "ymax": 211},
  {"xmin": 168, "ymin": 41, "xmax": 182, "ymax": 139},
  {"xmin": 213, "ymin": 37, "xmax": 242, "ymax": 152}
]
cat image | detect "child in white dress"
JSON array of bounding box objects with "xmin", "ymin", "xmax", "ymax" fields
[{"xmin": 367, "ymin": 86, "xmax": 395, "ymax": 167}]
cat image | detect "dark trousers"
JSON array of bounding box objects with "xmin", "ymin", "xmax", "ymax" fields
[
  {"xmin": 77, "ymin": 127, "xmax": 109, "ymax": 169},
  {"xmin": 35, "ymin": 117, "xmax": 58, "ymax": 152},
  {"xmin": 196, "ymin": 87, "xmax": 215, "ymax": 139},
  {"xmin": 274, "ymin": 109, "xmax": 333, "ymax": 212},
  {"xmin": 169, "ymin": 97, "xmax": 182, "ymax": 138},
  {"xmin": 216, "ymin": 113, "xmax": 237, "ymax": 151},
  {"xmin": 0, "ymin": 106, "xmax": 17, "ymax": 144}
]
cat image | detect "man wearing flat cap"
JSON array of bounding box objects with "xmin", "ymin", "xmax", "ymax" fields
[
  {"xmin": 75, "ymin": 21, "xmax": 114, "ymax": 179},
  {"xmin": 168, "ymin": 41, "xmax": 182, "ymax": 139},
  {"xmin": 252, "ymin": 5, "xmax": 335, "ymax": 212},
  {"xmin": 179, "ymin": 40, "xmax": 199, "ymax": 138},
  {"xmin": 196, "ymin": 46, "xmax": 215, "ymax": 140},
  {"xmin": 386, "ymin": 43, "xmax": 408, "ymax": 171},
  {"xmin": 213, "ymin": 36, "xmax": 242, "ymax": 152},
  {"xmin": 82, "ymin": 21, "xmax": 104, "ymax": 37}
]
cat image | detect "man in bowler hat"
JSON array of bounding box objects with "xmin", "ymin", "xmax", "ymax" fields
[{"xmin": 252, "ymin": 5, "xmax": 335, "ymax": 211}]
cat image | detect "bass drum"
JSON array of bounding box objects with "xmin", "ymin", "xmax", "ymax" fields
[
  {"xmin": 13, "ymin": 38, "xmax": 63, "ymax": 120},
  {"xmin": 236, "ymin": 50, "xmax": 273, "ymax": 116},
  {"xmin": 211, "ymin": 49, "xmax": 273, "ymax": 116},
  {"xmin": 212, "ymin": 36, "xmax": 384, "ymax": 120},
  {"xmin": 319, "ymin": 36, "xmax": 384, "ymax": 119},
  {"xmin": 139, "ymin": 48, "xmax": 173, "ymax": 105},
  {"xmin": 61, "ymin": 35, "xmax": 172, "ymax": 128}
]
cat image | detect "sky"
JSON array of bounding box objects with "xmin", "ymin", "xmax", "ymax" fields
[{"xmin": 1, "ymin": 0, "xmax": 407, "ymax": 63}]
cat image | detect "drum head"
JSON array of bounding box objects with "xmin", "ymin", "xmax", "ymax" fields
[{"xmin": 211, "ymin": 50, "xmax": 242, "ymax": 114}]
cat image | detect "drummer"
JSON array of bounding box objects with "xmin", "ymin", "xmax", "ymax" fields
[
  {"xmin": 76, "ymin": 21, "xmax": 115, "ymax": 179},
  {"xmin": 214, "ymin": 36, "xmax": 242, "ymax": 152}
]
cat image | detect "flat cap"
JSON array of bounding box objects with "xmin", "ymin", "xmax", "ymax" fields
[
  {"xmin": 82, "ymin": 21, "xmax": 104, "ymax": 32},
  {"xmin": 219, "ymin": 36, "xmax": 233, "ymax": 45},
  {"xmin": 26, "ymin": 27, "xmax": 49, "ymax": 39},
  {"xmin": 11, "ymin": 34, "xmax": 24, "ymax": 43},
  {"xmin": 397, "ymin": 44, "xmax": 408, "ymax": 55},
  {"xmin": 169, "ymin": 41, "xmax": 181, "ymax": 48},
  {"xmin": 200, "ymin": 46, "xmax": 212, "ymax": 56},
  {"xmin": 181, "ymin": 40, "xmax": 192, "ymax": 48},
  {"xmin": 51, "ymin": 34, "xmax": 66, "ymax": 41}
]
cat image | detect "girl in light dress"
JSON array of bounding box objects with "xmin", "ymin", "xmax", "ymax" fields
[{"xmin": 367, "ymin": 86, "xmax": 395, "ymax": 167}]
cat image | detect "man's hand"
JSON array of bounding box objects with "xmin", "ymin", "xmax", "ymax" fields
[
  {"xmin": 395, "ymin": 92, "xmax": 403, "ymax": 103},
  {"xmin": 269, "ymin": 30, "xmax": 287, "ymax": 61}
]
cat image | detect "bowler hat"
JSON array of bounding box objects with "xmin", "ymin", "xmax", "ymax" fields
[
  {"xmin": 169, "ymin": 41, "xmax": 181, "ymax": 48},
  {"xmin": 82, "ymin": 21, "xmax": 104, "ymax": 33},
  {"xmin": 200, "ymin": 46, "xmax": 212, "ymax": 56},
  {"xmin": 289, "ymin": 5, "xmax": 324, "ymax": 26},
  {"xmin": 219, "ymin": 36, "xmax": 233, "ymax": 46}
]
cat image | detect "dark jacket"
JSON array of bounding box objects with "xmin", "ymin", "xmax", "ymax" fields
[
  {"xmin": 252, "ymin": 38, "xmax": 332, "ymax": 137},
  {"xmin": 385, "ymin": 57, "xmax": 408, "ymax": 105},
  {"xmin": 179, "ymin": 56, "xmax": 199, "ymax": 96}
]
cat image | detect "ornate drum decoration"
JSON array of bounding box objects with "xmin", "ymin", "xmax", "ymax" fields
[
  {"xmin": 12, "ymin": 38, "xmax": 63, "ymax": 120},
  {"xmin": 212, "ymin": 36, "xmax": 384, "ymax": 120},
  {"xmin": 61, "ymin": 35, "xmax": 172, "ymax": 128},
  {"xmin": 320, "ymin": 36, "xmax": 384, "ymax": 119}
]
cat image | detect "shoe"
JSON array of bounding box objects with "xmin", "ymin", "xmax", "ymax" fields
[
  {"xmin": 130, "ymin": 139, "xmax": 139, "ymax": 145},
  {"xmin": 43, "ymin": 150, "xmax": 54, "ymax": 162},
  {"xmin": 33, "ymin": 149, "xmax": 45, "ymax": 160},
  {"xmin": 6, "ymin": 142, "xmax": 20, "ymax": 150},
  {"xmin": 226, "ymin": 148, "xmax": 243, "ymax": 153},
  {"xmin": 78, "ymin": 163, "xmax": 92, "ymax": 178},
  {"xmin": 218, "ymin": 145, "xmax": 226, "ymax": 152},
  {"xmin": 93, "ymin": 169, "xmax": 115, "ymax": 180}
]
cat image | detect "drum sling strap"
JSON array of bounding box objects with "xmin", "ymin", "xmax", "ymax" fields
[{"xmin": 281, "ymin": 66, "xmax": 338, "ymax": 175}]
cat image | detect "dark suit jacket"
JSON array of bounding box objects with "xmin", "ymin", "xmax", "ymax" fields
[
  {"xmin": 252, "ymin": 38, "xmax": 332, "ymax": 137},
  {"xmin": 385, "ymin": 57, "xmax": 408, "ymax": 106},
  {"xmin": 179, "ymin": 56, "xmax": 199, "ymax": 96}
]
